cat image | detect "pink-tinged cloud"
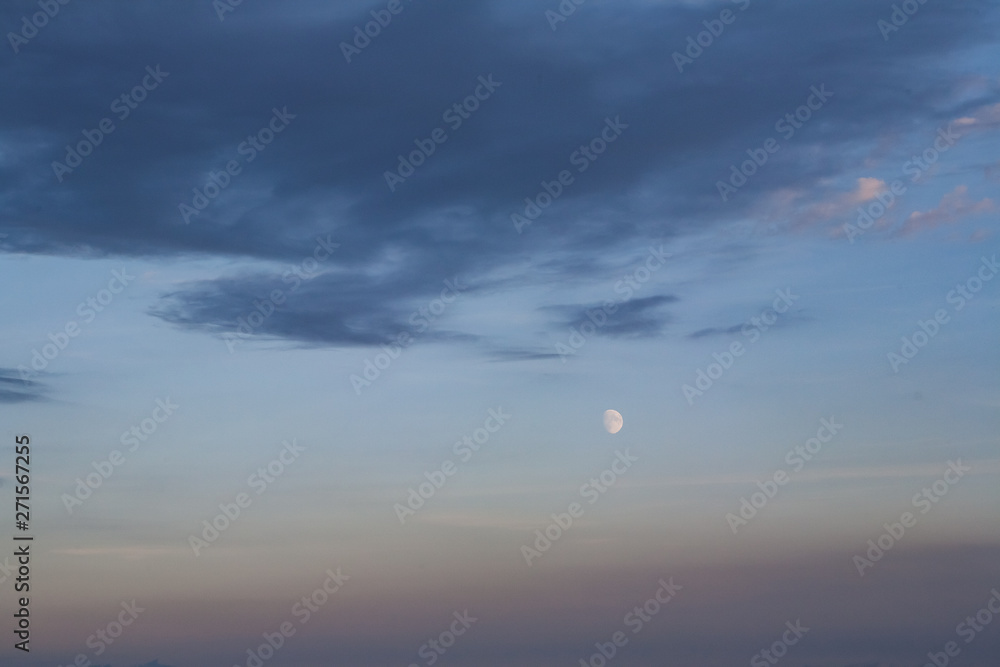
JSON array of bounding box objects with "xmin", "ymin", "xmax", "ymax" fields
[
  {"xmin": 896, "ymin": 185, "xmax": 995, "ymax": 237},
  {"xmin": 770, "ymin": 177, "xmax": 888, "ymax": 236},
  {"xmin": 852, "ymin": 176, "xmax": 885, "ymax": 203},
  {"xmin": 953, "ymin": 102, "xmax": 1000, "ymax": 130}
]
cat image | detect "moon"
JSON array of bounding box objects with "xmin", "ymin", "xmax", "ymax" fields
[{"xmin": 603, "ymin": 409, "xmax": 623, "ymax": 434}]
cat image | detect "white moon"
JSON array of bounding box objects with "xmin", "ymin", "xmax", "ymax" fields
[{"xmin": 603, "ymin": 409, "xmax": 623, "ymax": 434}]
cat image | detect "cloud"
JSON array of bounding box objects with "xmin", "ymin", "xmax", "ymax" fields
[
  {"xmin": 0, "ymin": 368, "xmax": 47, "ymax": 403},
  {"xmin": 151, "ymin": 268, "xmax": 479, "ymax": 348},
  {"xmin": 488, "ymin": 348, "xmax": 565, "ymax": 362},
  {"xmin": 896, "ymin": 185, "xmax": 995, "ymax": 236},
  {"xmin": 772, "ymin": 177, "xmax": 887, "ymax": 230},
  {"xmin": 544, "ymin": 294, "xmax": 679, "ymax": 339},
  {"xmin": 0, "ymin": 0, "xmax": 997, "ymax": 350},
  {"xmin": 953, "ymin": 101, "xmax": 1000, "ymax": 129},
  {"xmin": 686, "ymin": 306, "xmax": 808, "ymax": 340},
  {"xmin": 969, "ymin": 227, "xmax": 992, "ymax": 242},
  {"xmin": 687, "ymin": 324, "xmax": 744, "ymax": 340}
]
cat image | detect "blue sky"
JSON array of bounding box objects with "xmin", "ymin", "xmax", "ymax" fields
[{"xmin": 1, "ymin": 1, "xmax": 999, "ymax": 666}]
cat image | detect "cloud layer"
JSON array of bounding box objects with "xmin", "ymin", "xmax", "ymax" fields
[{"xmin": 2, "ymin": 0, "xmax": 998, "ymax": 350}]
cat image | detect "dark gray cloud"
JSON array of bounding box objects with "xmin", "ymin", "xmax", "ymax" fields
[
  {"xmin": 545, "ymin": 294, "xmax": 679, "ymax": 339},
  {"xmin": 688, "ymin": 324, "xmax": 745, "ymax": 340},
  {"xmin": 488, "ymin": 348, "xmax": 565, "ymax": 362},
  {"xmin": 2, "ymin": 0, "xmax": 997, "ymax": 350},
  {"xmin": 0, "ymin": 368, "xmax": 47, "ymax": 403},
  {"xmin": 686, "ymin": 306, "xmax": 811, "ymax": 339},
  {"xmin": 151, "ymin": 267, "xmax": 479, "ymax": 347}
]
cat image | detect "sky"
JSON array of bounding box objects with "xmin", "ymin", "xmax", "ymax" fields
[{"xmin": 1, "ymin": 0, "xmax": 999, "ymax": 665}]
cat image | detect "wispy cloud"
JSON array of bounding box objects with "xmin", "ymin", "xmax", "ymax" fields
[
  {"xmin": 896, "ymin": 185, "xmax": 995, "ymax": 236},
  {"xmin": 0, "ymin": 368, "xmax": 47, "ymax": 403}
]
